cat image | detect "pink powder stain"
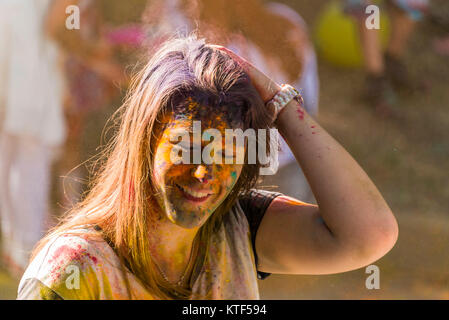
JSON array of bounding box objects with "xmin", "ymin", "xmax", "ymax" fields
[
  {"xmin": 311, "ymin": 125, "xmax": 316, "ymax": 128},
  {"xmin": 86, "ymin": 253, "xmax": 98, "ymax": 264},
  {"xmin": 296, "ymin": 106, "xmax": 305, "ymax": 120},
  {"xmin": 48, "ymin": 244, "xmax": 99, "ymax": 281}
]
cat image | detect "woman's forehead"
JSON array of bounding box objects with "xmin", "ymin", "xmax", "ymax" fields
[
  {"xmin": 171, "ymin": 96, "xmax": 245, "ymax": 127},
  {"xmin": 165, "ymin": 115, "xmax": 242, "ymax": 134},
  {"xmin": 166, "ymin": 103, "xmax": 243, "ymax": 130}
]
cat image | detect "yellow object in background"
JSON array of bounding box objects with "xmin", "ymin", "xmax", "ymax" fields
[{"xmin": 314, "ymin": 1, "xmax": 390, "ymax": 68}]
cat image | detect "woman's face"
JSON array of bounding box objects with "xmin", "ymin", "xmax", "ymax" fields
[{"xmin": 153, "ymin": 100, "xmax": 245, "ymax": 229}]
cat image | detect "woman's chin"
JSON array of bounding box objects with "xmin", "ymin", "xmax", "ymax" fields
[
  {"xmin": 168, "ymin": 207, "xmax": 215, "ymax": 229},
  {"xmin": 170, "ymin": 216, "xmax": 205, "ymax": 229}
]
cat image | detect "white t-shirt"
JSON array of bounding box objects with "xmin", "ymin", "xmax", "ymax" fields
[{"xmin": 17, "ymin": 190, "xmax": 282, "ymax": 300}]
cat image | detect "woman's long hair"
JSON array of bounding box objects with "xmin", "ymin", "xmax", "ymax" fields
[{"xmin": 31, "ymin": 35, "xmax": 275, "ymax": 299}]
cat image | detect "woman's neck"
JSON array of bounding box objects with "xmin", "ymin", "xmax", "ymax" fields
[{"xmin": 149, "ymin": 215, "xmax": 199, "ymax": 283}]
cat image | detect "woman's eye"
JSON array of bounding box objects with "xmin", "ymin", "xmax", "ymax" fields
[
  {"xmin": 178, "ymin": 145, "xmax": 197, "ymax": 153},
  {"xmin": 217, "ymin": 150, "xmax": 235, "ymax": 159}
]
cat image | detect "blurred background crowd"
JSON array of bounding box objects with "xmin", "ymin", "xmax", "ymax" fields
[{"xmin": 0, "ymin": 0, "xmax": 448, "ymax": 299}]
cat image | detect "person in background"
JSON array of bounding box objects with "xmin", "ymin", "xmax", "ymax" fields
[
  {"xmin": 0, "ymin": 0, "xmax": 66, "ymax": 276},
  {"xmin": 46, "ymin": 0, "xmax": 147, "ymax": 208},
  {"xmin": 143, "ymin": 0, "xmax": 320, "ymax": 202},
  {"xmin": 428, "ymin": 0, "xmax": 449, "ymax": 56},
  {"xmin": 344, "ymin": 0, "xmax": 429, "ymax": 117}
]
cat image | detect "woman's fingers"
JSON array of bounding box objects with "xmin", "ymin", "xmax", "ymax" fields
[
  {"xmin": 210, "ymin": 45, "xmax": 258, "ymax": 81},
  {"xmin": 210, "ymin": 45, "xmax": 251, "ymax": 70},
  {"xmin": 210, "ymin": 45, "xmax": 280, "ymax": 102}
]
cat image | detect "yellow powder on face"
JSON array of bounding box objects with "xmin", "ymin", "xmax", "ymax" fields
[{"xmin": 186, "ymin": 97, "xmax": 199, "ymax": 114}]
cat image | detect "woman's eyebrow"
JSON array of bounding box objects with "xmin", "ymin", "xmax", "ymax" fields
[
  {"xmin": 169, "ymin": 134, "xmax": 237, "ymax": 154},
  {"xmin": 168, "ymin": 126, "xmax": 194, "ymax": 135},
  {"xmin": 167, "ymin": 127, "xmax": 194, "ymax": 142}
]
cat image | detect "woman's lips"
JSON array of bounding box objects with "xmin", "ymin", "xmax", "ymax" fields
[{"xmin": 175, "ymin": 183, "xmax": 212, "ymax": 202}]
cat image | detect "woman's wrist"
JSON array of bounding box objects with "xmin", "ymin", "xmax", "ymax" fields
[
  {"xmin": 273, "ymin": 97, "xmax": 309, "ymax": 133},
  {"xmin": 266, "ymin": 84, "xmax": 304, "ymax": 126},
  {"xmin": 264, "ymin": 82, "xmax": 282, "ymax": 104}
]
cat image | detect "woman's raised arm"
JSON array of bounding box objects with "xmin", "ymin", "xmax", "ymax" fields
[{"xmin": 214, "ymin": 45, "xmax": 398, "ymax": 275}]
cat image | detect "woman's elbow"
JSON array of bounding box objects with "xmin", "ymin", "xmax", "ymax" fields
[{"xmin": 357, "ymin": 211, "xmax": 399, "ymax": 264}]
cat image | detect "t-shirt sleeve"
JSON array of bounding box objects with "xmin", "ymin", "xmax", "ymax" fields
[
  {"xmin": 17, "ymin": 234, "xmax": 104, "ymax": 300},
  {"xmin": 238, "ymin": 189, "xmax": 283, "ymax": 280},
  {"xmin": 17, "ymin": 278, "xmax": 63, "ymax": 300}
]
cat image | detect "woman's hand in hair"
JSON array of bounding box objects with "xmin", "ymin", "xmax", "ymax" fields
[{"xmin": 210, "ymin": 45, "xmax": 281, "ymax": 103}]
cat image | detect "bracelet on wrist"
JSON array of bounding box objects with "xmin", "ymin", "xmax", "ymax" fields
[{"xmin": 265, "ymin": 84, "xmax": 303, "ymax": 122}]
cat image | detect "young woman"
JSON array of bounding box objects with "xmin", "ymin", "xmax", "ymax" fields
[{"xmin": 17, "ymin": 36, "xmax": 398, "ymax": 300}]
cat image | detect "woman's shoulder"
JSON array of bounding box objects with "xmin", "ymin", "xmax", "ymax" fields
[
  {"xmin": 225, "ymin": 189, "xmax": 284, "ymax": 232},
  {"xmin": 237, "ymin": 189, "xmax": 283, "ymax": 219},
  {"xmin": 30, "ymin": 226, "xmax": 114, "ymax": 268},
  {"xmin": 18, "ymin": 226, "xmax": 122, "ymax": 299}
]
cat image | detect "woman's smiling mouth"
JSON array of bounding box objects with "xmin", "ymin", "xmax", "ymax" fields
[{"xmin": 175, "ymin": 183, "xmax": 213, "ymax": 202}]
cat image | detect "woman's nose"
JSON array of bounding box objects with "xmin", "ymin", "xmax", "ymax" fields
[{"xmin": 193, "ymin": 165, "xmax": 211, "ymax": 183}]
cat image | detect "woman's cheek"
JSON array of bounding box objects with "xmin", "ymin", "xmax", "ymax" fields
[
  {"xmin": 154, "ymin": 150, "xmax": 175, "ymax": 190},
  {"xmin": 230, "ymin": 165, "xmax": 242, "ymax": 188},
  {"xmin": 154, "ymin": 139, "xmax": 176, "ymax": 175},
  {"xmin": 218, "ymin": 165, "xmax": 242, "ymax": 193},
  {"xmin": 153, "ymin": 151, "xmax": 166, "ymax": 183}
]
